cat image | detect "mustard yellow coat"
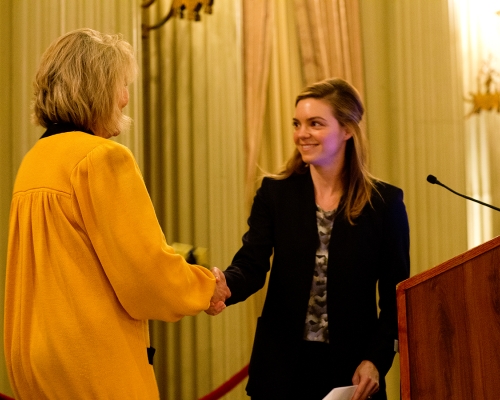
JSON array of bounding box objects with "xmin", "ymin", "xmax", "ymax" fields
[{"xmin": 4, "ymin": 131, "xmax": 216, "ymax": 399}]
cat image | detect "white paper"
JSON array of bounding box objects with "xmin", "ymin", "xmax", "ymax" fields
[{"xmin": 322, "ymin": 385, "xmax": 358, "ymax": 400}]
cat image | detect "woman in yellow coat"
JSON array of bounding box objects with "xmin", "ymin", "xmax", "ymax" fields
[{"xmin": 4, "ymin": 28, "xmax": 229, "ymax": 399}]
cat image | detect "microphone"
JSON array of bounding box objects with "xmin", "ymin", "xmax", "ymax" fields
[{"xmin": 426, "ymin": 175, "xmax": 500, "ymax": 212}]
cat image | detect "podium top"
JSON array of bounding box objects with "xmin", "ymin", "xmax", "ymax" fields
[{"xmin": 397, "ymin": 235, "xmax": 500, "ymax": 292}]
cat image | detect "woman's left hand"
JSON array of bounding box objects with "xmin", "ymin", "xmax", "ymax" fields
[{"xmin": 351, "ymin": 360, "xmax": 379, "ymax": 400}]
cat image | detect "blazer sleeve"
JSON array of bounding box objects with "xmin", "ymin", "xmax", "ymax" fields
[
  {"xmin": 367, "ymin": 186, "xmax": 410, "ymax": 377},
  {"xmin": 70, "ymin": 141, "xmax": 216, "ymax": 322},
  {"xmin": 224, "ymin": 178, "xmax": 274, "ymax": 305}
]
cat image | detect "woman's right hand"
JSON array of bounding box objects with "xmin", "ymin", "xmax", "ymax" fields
[
  {"xmin": 205, "ymin": 267, "xmax": 231, "ymax": 316},
  {"xmin": 351, "ymin": 360, "xmax": 379, "ymax": 400}
]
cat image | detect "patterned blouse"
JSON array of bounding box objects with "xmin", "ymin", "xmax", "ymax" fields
[{"xmin": 303, "ymin": 205, "xmax": 336, "ymax": 342}]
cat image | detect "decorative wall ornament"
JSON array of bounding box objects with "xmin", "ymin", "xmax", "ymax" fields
[
  {"xmin": 466, "ymin": 57, "xmax": 500, "ymax": 117},
  {"xmin": 141, "ymin": 0, "xmax": 214, "ymax": 38}
]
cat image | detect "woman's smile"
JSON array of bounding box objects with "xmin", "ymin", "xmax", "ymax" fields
[{"xmin": 293, "ymin": 98, "xmax": 351, "ymax": 169}]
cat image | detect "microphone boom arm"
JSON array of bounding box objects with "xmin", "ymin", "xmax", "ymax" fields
[
  {"xmin": 427, "ymin": 174, "xmax": 500, "ymax": 212},
  {"xmin": 439, "ymin": 183, "xmax": 500, "ymax": 212}
]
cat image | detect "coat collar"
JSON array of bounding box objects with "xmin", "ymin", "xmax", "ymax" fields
[{"xmin": 40, "ymin": 122, "xmax": 94, "ymax": 139}]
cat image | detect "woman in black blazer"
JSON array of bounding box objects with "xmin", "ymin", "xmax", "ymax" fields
[{"xmin": 221, "ymin": 78, "xmax": 410, "ymax": 400}]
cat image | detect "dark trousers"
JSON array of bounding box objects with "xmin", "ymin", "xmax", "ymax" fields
[{"xmin": 250, "ymin": 340, "xmax": 388, "ymax": 400}]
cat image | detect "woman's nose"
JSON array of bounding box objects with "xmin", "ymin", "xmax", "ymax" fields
[{"xmin": 296, "ymin": 126, "xmax": 311, "ymax": 138}]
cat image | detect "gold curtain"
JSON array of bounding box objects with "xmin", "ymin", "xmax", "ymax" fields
[
  {"xmin": 241, "ymin": 0, "xmax": 307, "ymax": 350},
  {"xmin": 369, "ymin": 0, "xmax": 500, "ymax": 272},
  {"xmin": 450, "ymin": 0, "xmax": 500, "ymax": 248},
  {"xmin": 246, "ymin": 0, "xmax": 366, "ymax": 202},
  {"xmin": 242, "ymin": 1, "xmax": 274, "ymax": 210},
  {"xmin": 258, "ymin": 1, "xmax": 304, "ymax": 176},
  {"xmin": 360, "ymin": 0, "xmax": 469, "ymax": 273},
  {"xmin": 290, "ymin": 0, "xmax": 367, "ymax": 173},
  {"xmin": 293, "ymin": 0, "xmax": 364, "ymax": 92},
  {"xmin": 361, "ymin": 2, "xmax": 469, "ymax": 397},
  {"xmin": 243, "ymin": 0, "xmax": 366, "ymax": 200},
  {"xmin": 142, "ymin": 1, "xmax": 252, "ymax": 398}
]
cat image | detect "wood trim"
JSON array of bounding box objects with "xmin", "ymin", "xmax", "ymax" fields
[
  {"xmin": 398, "ymin": 235, "xmax": 500, "ymax": 291},
  {"xmin": 397, "ymin": 286, "xmax": 411, "ymax": 399}
]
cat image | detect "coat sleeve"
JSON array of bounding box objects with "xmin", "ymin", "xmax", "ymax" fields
[
  {"xmin": 70, "ymin": 141, "xmax": 215, "ymax": 322},
  {"xmin": 224, "ymin": 178, "xmax": 274, "ymax": 305},
  {"xmin": 367, "ymin": 186, "xmax": 410, "ymax": 377}
]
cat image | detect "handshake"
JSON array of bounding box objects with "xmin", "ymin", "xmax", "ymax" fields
[{"xmin": 205, "ymin": 267, "xmax": 231, "ymax": 316}]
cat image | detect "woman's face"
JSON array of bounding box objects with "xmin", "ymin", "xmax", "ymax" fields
[
  {"xmin": 293, "ymin": 98, "xmax": 352, "ymax": 169},
  {"xmin": 94, "ymin": 84, "xmax": 130, "ymax": 138},
  {"xmin": 119, "ymin": 84, "xmax": 129, "ymax": 110}
]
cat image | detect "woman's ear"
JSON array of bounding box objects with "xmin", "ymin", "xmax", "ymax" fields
[{"xmin": 343, "ymin": 127, "xmax": 353, "ymax": 141}]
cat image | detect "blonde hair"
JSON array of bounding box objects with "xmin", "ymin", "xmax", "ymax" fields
[
  {"xmin": 32, "ymin": 28, "xmax": 138, "ymax": 136},
  {"xmin": 277, "ymin": 78, "xmax": 377, "ymax": 224}
]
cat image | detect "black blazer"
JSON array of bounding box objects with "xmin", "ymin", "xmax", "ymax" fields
[{"xmin": 224, "ymin": 171, "xmax": 410, "ymax": 398}]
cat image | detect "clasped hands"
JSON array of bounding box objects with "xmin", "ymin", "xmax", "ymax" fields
[{"xmin": 205, "ymin": 267, "xmax": 231, "ymax": 316}]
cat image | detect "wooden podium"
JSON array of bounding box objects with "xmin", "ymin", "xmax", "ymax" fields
[{"xmin": 397, "ymin": 235, "xmax": 500, "ymax": 399}]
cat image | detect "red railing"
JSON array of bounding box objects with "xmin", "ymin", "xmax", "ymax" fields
[{"xmin": 199, "ymin": 364, "xmax": 249, "ymax": 400}]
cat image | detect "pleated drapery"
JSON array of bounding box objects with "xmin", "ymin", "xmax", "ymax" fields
[
  {"xmin": 360, "ymin": 0, "xmax": 500, "ymax": 272},
  {"xmin": 451, "ymin": 0, "xmax": 500, "ymax": 248},
  {"xmin": 361, "ymin": 1, "xmax": 471, "ymax": 397},
  {"xmin": 361, "ymin": 0, "xmax": 469, "ymax": 276},
  {"xmin": 243, "ymin": 0, "xmax": 366, "ymax": 207},
  {"xmin": 257, "ymin": 1, "xmax": 304, "ymax": 178},
  {"xmin": 242, "ymin": 1, "xmax": 275, "ymax": 210},
  {"xmin": 359, "ymin": 3, "xmax": 500, "ymax": 397},
  {"xmin": 293, "ymin": 0, "xmax": 365, "ymax": 93},
  {"xmin": 141, "ymin": 1, "xmax": 250, "ymax": 398}
]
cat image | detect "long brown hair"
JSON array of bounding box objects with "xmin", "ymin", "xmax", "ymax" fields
[{"xmin": 276, "ymin": 78, "xmax": 376, "ymax": 224}]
